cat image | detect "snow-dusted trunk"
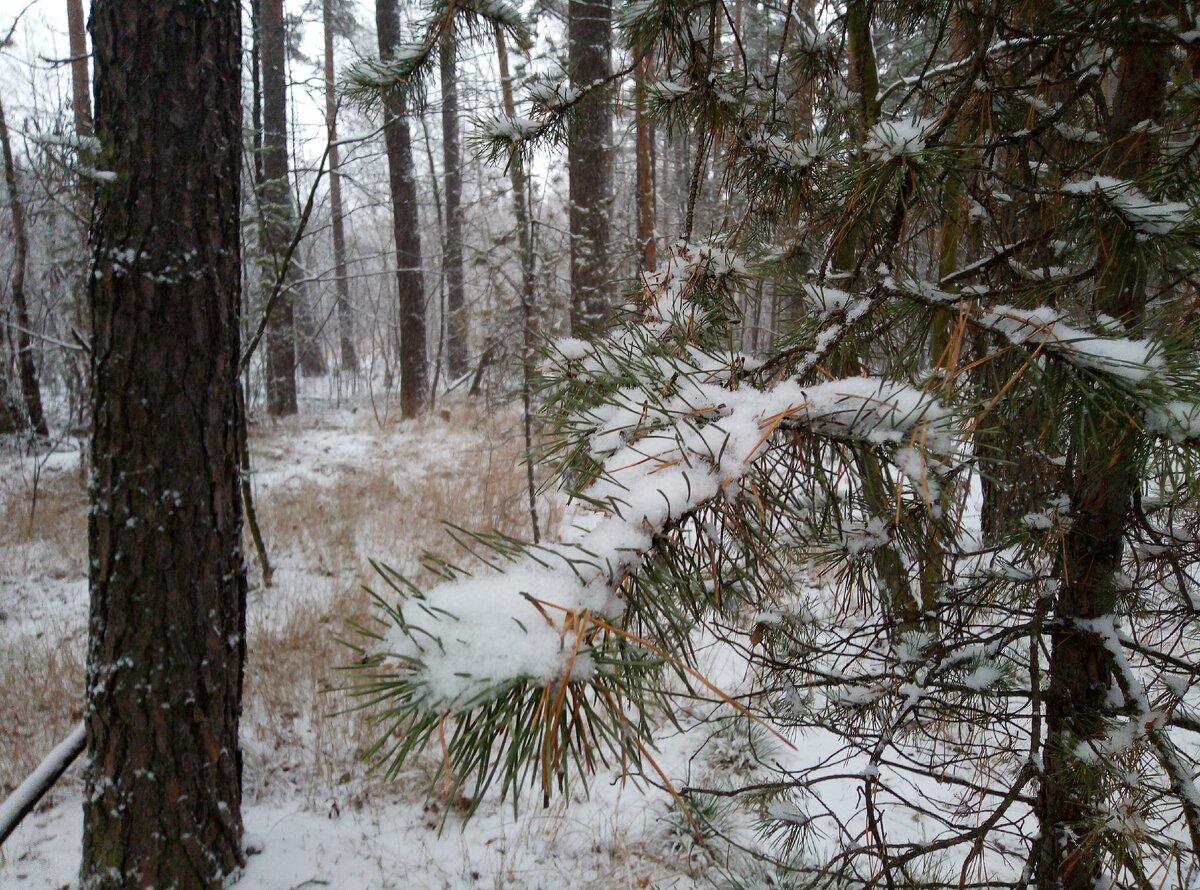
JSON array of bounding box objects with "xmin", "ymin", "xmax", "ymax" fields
[
  {"xmin": 790, "ymin": 0, "xmax": 817, "ymax": 138},
  {"xmin": 83, "ymin": 2, "xmax": 246, "ymax": 887},
  {"xmin": 0, "ymin": 93, "xmax": 48, "ymax": 437},
  {"xmin": 377, "ymin": 0, "xmax": 428, "ymax": 417},
  {"xmin": 634, "ymin": 51, "xmax": 656, "ymax": 273},
  {"xmin": 260, "ymin": 0, "xmax": 299, "ymax": 416},
  {"xmin": 323, "ymin": 0, "xmax": 358, "ymax": 376},
  {"xmin": 567, "ymin": 0, "xmax": 613, "ymax": 334},
  {"xmin": 440, "ymin": 27, "xmax": 468, "ymax": 381},
  {"xmin": 1036, "ymin": 33, "xmax": 1168, "ymax": 890}
]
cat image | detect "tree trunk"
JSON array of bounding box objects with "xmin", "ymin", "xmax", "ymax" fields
[
  {"xmin": 567, "ymin": 0, "xmax": 612, "ymax": 335},
  {"xmin": 260, "ymin": 0, "xmax": 299, "ymax": 416},
  {"xmin": 323, "ymin": 0, "xmax": 358, "ymax": 375},
  {"xmin": 377, "ymin": 0, "xmax": 428, "ymax": 417},
  {"xmin": 65, "ymin": 0, "xmax": 94, "ymax": 433},
  {"xmin": 497, "ymin": 26, "xmax": 541, "ymax": 542},
  {"xmin": 66, "ymin": 0, "xmax": 92, "ymax": 136},
  {"xmin": 0, "ymin": 93, "xmax": 49, "ymax": 437},
  {"xmin": 295, "ymin": 277, "xmax": 328, "ymax": 377},
  {"xmin": 82, "ymin": 2, "xmax": 246, "ymax": 887},
  {"xmin": 634, "ymin": 51, "xmax": 656, "ymax": 273},
  {"xmin": 1036, "ymin": 30, "xmax": 1168, "ymax": 890},
  {"xmin": 830, "ymin": 0, "xmax": 881, "ymax": 275},
  {"xmin": 790, "ymin": 0, "xmax": 817, "ymax": 138},
  {"xmin": 441, "ymin": 26, "xmax": 468, "ymax": 381}
]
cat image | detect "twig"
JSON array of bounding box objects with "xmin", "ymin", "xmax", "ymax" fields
[{"xmin": 0, "ymin": 723, "xmax": 85, "ymax": 846}]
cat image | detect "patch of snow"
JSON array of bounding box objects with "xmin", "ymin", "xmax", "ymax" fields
[{"xmin": 865, "ymin": 117, "xmax": 933, "ymax": 160}]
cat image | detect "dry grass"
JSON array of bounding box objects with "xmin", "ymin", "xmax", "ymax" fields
[
  {"xmin": 0, "ymin": 627, "xmax": 86, "ymax": 794},
  {"xmin": 0, "ymin": 402, "xmax": 551, "ymax": 807},
  {"xmin": 0, "ymin": 461, "xmax": 87, "ymax": 582},
  {"xmin": 0, "ymin": 464, "xmax": 88, "ymax": 795},
  {"xmin": 237, "ymin": 403, "xmax": 553, "ymax": 806},
  {"xmin": 0, "ymin": 404, "xmax": 711, "ymax": 888}
]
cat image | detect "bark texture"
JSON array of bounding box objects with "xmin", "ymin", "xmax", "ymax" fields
[
  {"xmin": 634, "ymin": 52, "xmax": 656, "ymax": 273},
  {"xmin": 261, "ymin": 0, "xmax": 299, "ymax": 416},
  {"xmin": 0, "ymin": 93, "xmax": 48, "ymax": 436},
  {"xmin": 377, "ymin": 0, "xmax": 428, "ymax": 416},
  {"xmin": 567, "ymin": 0, "xmax": 613, "ymax": 334},
  {"xmin": 1036, "ymin": 29, "xmax": 1168, "ymax": 890},
  {"xmin": 323, "ymin": 0, "xmax": 358, "ymax": 375},
  {"xmin": 440, "ymin": 26, "xmax": 468, "ymax": 380},
  {"xmin": 82, "ymin": 2, "xmax": 246, "ymax": 887},
  {"xmin": 66, "ymin": 0, "xmax": 92, "ymax": 136}
]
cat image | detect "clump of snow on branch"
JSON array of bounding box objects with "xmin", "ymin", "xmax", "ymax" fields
[
  {"xmin": 865, "ymin": 116, "xmax": 934, "ymax": 160},
  {"xmin": 376, "ymin": 245, "xmax": 952, "ymax": 712},
  {"xmin": 1061, "ymin": 176, "xmax": 1192, "ymax": 236},
  {"xmin": 980, "ymin": 305, "xmax": 1162, "ymax": 381},
  {"xmin": 743, "ymin": 132, "xmax": 826, "ymax": 173},
  {"xmin": 1145, "ymin": 400, "xmax": 1200, "ymax": 442}
]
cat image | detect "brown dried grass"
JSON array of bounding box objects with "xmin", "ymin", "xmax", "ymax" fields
[
  {"xmin": 0, "ymin": 464, "xmax": 88, "ymax": 795},
  {"xmin": 238, "ymin": 403, "xmax": 551, "ymax": 805},
  {"xmin": 0, "ymin": 402, "xmax": 551, "ymax": 808}
]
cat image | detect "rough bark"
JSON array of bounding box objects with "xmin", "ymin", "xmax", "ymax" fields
[
  {"xmin": 441, "ymin": 26, "xmax": 468, "ymax": 380},
  {"xmin": 0, "ymin": 92, "xmax": 48, "ymax": 437},
  {"xmin": 567, "ymin": 0, "xmax": 613, "ymax": 335},
  {"xmin": 790, "ymin": 0, "xmax": 817, "ymax": 138},
  {"xmin": 260, "ymin": 0, "xmax": 299, "ymax": 416},
  {"xmin": 1035, "ymin": 30, "xmax": 1168, "ymax": 890},
  {"xmin": 634, "ymin": 51, "xmax": 656, "ymax": 273},
  {"xmin": 82, "ymin": 2, "xmax": 246, "ymax": 887},
  {"xmin": 66, "ymin": 0, "xmax": 92, "ymax": 136},
  {"xmin": 830, "ymin": 0, "xmax": 881, "ymax": 275},
  {"xmin": 323, "ymin": 0, "xmax": 358, "ymax": 375},
  {"xmin": 377, "ymin": 0, "xmax": 428, "ymax": 416}
]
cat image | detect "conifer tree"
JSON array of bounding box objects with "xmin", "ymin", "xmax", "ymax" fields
[
  {"xmin": 260, "ymin": 0, "xmax": 300, "ymax": 416},
  {"xmin": 568, "ymin": 0, "xmax": 614, "ymax": 333},
  {"xmin": 323, "ymin": 0, "xmax": 359, "ymax": 376},
  {"xmin": 83, "ymin": 1, "xmax": 246, "ymax": 885},
  {"xmin": 353, "ymin": 2, "xmax": 1200, "ymax": 886}
]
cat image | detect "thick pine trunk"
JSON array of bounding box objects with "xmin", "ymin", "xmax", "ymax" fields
[
  {"xmin": 323, "ymin": 0, "xmax": 358, "ymax": 376},
  {"xmin": 830, "ymin": 0, "xmax": 881, "ymax": 274},
  {"xmin": 0, "ymin": 94, "xmax": 48, "ymax": 437},
  {"xmin": 440, "ymin": 28, "xmax": 468, "ymax": 381},
  {"xmin": 260, "ymin": 0, "xmax": 299, "ymax": 416},
  {"xmin": 1036, "ymin": 31, "xmax": 1167, "ymax": 890},
  {"xmin": 82, "ymin": 2, "xmax": 246, "ymax": 887},
  {"xmin": 377, "ymin": 0, "xmax": 428, "ymax": 416},
  {"xmin": 567, "ymin": 0, "xmax": 612, "ymax": 334}
]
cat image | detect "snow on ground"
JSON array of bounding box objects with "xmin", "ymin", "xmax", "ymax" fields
[
  {"xmin": 0, "ymin": 434, "xmax": 89, "ymax": 642},
  {"xmin": 3, "ymin": 771, "xmax": 702, "ymax": 888},
  {"xmin": 0, "ymin": 394, "xmax": 724, "ymax": 889}
]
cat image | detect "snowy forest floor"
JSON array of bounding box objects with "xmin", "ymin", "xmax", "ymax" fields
[{"xmin": 0, "ymin": 393, "xmax": 762, "ymax": 889}]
